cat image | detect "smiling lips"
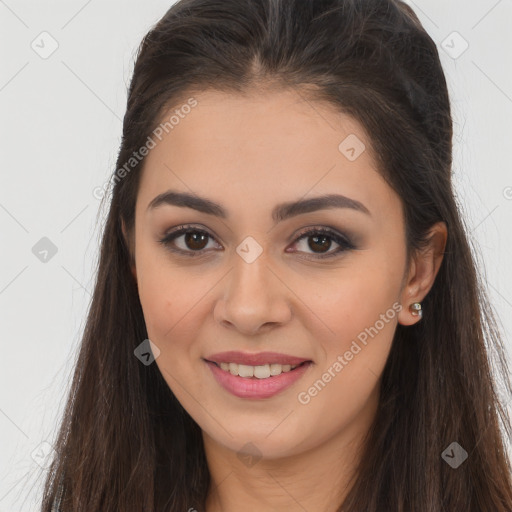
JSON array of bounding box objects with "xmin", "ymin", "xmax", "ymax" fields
[
  {"xmin": 204, "ymin": 350, "xmax": 313, "ymax": 399},
  {"xmin": 205, "ymin": 350, "xmax": 311, "ymax": 378}
]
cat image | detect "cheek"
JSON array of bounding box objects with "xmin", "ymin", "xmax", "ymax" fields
[
  {"xmin": 136, "ymin": 263, "xmax": 208, "ymax": 398},
  {"xmin": 135, "ymin": 241, "xmax": 190, "ymax": 344},
  {"xmin": 135, "ymin": 232, "xmax": 196, "ymax": 332},
  {"xmin": 306, "ymin": 259, "xmax": 403, "ymax": 344},
  {"xmin": 136, "ymin": 266, "xmax": 173, "ymax": 339},
  {"xmin": 300, "ymin": 250, "xmax": 404, "ymax": 412},
  {"xmin": 294, "ymin": 278, "xmax": 400, "ymax": 447},
  {"xmin": 135, "ymin": 248, "xmax": 220, "ymax": 376}
]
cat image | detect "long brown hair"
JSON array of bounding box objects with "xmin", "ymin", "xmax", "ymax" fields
[{"xmin": 41, "ymin": 0, "xmax": 512, "ymax": 510}]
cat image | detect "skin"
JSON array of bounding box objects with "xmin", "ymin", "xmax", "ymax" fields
[{"xmin": 123, "ymin": 87, "xmax": 447, "ymax": 512}]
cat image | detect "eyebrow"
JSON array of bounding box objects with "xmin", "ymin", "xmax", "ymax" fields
[{"xmin": 147, "ymin": 190, "xmax": 371, "ymax": 222}]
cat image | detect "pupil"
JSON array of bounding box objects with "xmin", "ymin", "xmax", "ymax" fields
[
  {"xmin": 186, "ymin": 232, "xmax": 208, "ymax": 250},
  {"xmin": 309, "ymin": 235, "xmax": 330, "ymax": 253}
]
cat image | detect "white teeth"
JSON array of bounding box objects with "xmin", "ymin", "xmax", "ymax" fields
[
  {"xmin": 253, "ymin": 364, "xmax": 270, "ymax": 379},
  {"xmin": 270, "ymin": 363, "xmax": 282, "ymax": 376},
  {"xmin": 238, "ymin": 364, "xmax": 254, "ymax": 378},
  {"xmin": 217, "ymin": 361, "xmax": 300, "ymax": 378}
]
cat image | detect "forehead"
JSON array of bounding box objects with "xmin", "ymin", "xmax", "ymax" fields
[{"xmin": 136, "ymin": 88, "xmax": 397, "ymax": 223}]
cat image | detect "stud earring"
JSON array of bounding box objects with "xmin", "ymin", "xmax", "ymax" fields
[{"xmin": 409, "ymin": 302, "xmax": 422, "ymax": 319}]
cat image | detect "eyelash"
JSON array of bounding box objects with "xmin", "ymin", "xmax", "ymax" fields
[{"xmin": 158, "ymin": 224, "xmax": 356, "ymax": 260}]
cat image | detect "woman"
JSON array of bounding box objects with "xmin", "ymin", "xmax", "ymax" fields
[{"xmin": 42, "ymin": 0, "xmax": 512, "ymax": 510}]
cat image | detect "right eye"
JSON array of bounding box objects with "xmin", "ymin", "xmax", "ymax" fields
[{"xmin": 158, "ymin": 225, "xmax": 222, "ymax": 257}]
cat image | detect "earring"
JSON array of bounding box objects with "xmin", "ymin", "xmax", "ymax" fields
[{"xmin": 409, "ymin": 302, "xmax": 422, "ymax": 319}]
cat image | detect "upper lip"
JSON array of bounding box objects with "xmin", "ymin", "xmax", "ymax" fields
[{"xmin": 205, "ymin": 351, "xmax": 312, "ymax": 366}]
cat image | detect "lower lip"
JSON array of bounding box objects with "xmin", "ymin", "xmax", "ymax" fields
[{"xmin": 205, "ymin": 360, "xmax": 313, "ymax": 399}]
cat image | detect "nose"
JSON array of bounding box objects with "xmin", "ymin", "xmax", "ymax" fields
[{"xmin": 213, "ymin": 250, "xmax": 293, "ymax": 336}]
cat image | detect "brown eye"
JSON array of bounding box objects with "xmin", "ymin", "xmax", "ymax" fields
[
  {"xmin": 307, "ymin": 233, "xmax": 332, "ymax": 253},
  {"xmin": 289, "ymin": 227, "xmax": 355, "ymax": 259},
  {"xmin": 158, "ymin": 225, "xmax": 221, "ymax": 257},
  {"xmin": 183, "ymin": 231, "xmax": 209, "ymax": 251}
]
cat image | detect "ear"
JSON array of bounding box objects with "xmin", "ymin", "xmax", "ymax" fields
[
  {"xmin": 121, "ymin": 218, "xmax": 137, "ymax": 283},
  {"xmin": 397, "ymin": 221, "xmax": 447, "ymax": 326}
]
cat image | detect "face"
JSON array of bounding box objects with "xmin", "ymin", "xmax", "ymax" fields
[{"xmin": 129, "ymin": 88, "xmax": 410, "ymax": 460}]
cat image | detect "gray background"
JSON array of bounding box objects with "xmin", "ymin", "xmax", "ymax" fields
[{"xmin": 1, "ymin": 0, "xmax": 511, "ymax": 510}]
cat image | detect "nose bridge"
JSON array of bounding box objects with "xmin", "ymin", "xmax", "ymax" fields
[{"xmin": 214, "ymin": 240, "xmax": 292, "ymax": 333}]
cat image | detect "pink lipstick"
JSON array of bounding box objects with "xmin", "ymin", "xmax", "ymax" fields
[{"xmin": 204, "ymin": 351, "xmax": 313, "ymax": 399}]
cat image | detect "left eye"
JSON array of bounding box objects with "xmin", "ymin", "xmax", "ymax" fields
[
  {"xmin": 290, "ymin": 227, "xmax": 355, "ymax": 259},
  {"xmin": 158, "ymin": 225, "xmax": 355, "ymax": 259}
]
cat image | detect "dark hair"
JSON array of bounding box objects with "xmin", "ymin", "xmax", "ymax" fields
[{"xmin": 41, "ymin": 0, "xmax": 512, "ymax": 510}]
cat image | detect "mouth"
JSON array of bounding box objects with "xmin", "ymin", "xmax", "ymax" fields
[
  {"xmin": 204, "ymin": 359, "xmax": 312, "ymax": 379},
  {"xmin": 203, "ymin": 358, "xmax": 314, "ymax": 399}
]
